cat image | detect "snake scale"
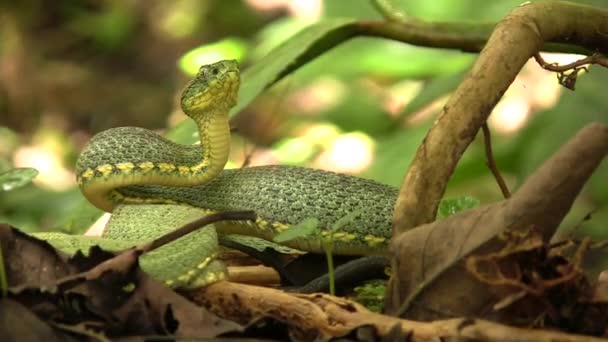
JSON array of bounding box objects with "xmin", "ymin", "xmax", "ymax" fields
[{"xmin": 35, "ymin": 60, "xmax": 398, "ymax": 289}]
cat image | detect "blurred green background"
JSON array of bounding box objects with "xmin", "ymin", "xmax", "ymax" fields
[{"xmin": 0, "ymin": 0, "xmax": 606, "ymax": 245}]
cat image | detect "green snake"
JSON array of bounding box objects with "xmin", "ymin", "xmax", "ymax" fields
[{"xmin": 35, "ymin": 60, "xmax": 398, "ymax": 289}]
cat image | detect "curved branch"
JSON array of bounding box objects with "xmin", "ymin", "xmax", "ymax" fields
[
  {"xmin": 387, "ymin": 0, "xmax": 608, "ymax": 312},
  {"xmin": 391, "ymin": 1, "xmax": 608, "ymax": 234},
  {"xmin": 230, "ymin": 4, "xmax": 603, "ymax": 119}
]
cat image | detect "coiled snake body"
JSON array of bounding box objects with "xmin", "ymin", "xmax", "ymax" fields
[{"xmin": 38, "ymin": 60, "xmax": 398, "ymax": 289}]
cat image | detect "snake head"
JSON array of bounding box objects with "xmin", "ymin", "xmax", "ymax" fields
[{"xmin": 181, "ymin": 59, "xmax": 240, "ymax": 117}]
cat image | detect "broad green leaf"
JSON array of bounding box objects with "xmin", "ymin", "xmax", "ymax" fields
[
  {"xmin": 234, "ymin": 18, "xmax": 357, "ymax": 116},
  {"xmin": 294, "ymin": 39, "xmax": 473, "ymax": 80},
  {"xmin": 251, "ymin": 18, "xmax": 315, "ymax": 60},
  {"xmin": 0, "ymin": 168, "xmax": 38, "ymax": 192},
  {"xmin": 167, "ymin": 19, "xmax": 359, "ymax": 143},
  {"xmin": 437, "ymin": 196, "xmax": 480, "ymax": 219},
  {"xmin": 254, "ymin": 17, "xmax": 474, "ymax": 81},
  {"xmin": 273, "ymin": 217, "xmax": 319, "ymax": 244},
  {"xmin": 167, "ymin": 18, "xmax": 475, "ymax": 144}
]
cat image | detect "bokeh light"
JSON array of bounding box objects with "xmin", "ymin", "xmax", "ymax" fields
[{"xmin": 315, "ymin": 131, "xmax": 374, "ymax": 174}]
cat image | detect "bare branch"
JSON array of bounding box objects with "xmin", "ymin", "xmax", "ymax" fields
[
  {"xmin": 193, "ymin": 280, "xmax": 608, "ymax": 342},
  {"xmin": 390, "ymin": 1, "xmax": 608, "ymax": 235},
  {"xmin": 534, "ymin": 52, "xmax": 608, "ymax": 72}
]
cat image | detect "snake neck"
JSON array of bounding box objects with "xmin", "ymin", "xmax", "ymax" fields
[
  {"xmin": 193, "ymin": 110, "xmax": 231, "ymax": 182},
  {"xmin": 77, "ymin": 110, "xmax": 231, "ymax": 212},
  {"xmin": 78, "ymin": 60, "xmax": 239, "ymax": 212}
]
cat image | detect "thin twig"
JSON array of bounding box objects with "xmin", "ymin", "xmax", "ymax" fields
[
  {"xmin": 146, "ymin": 211, "xmax": 256, "ymax": 252},
  {"xmin": 533, "ymin": 52, "xmax": 608, "ymax": 90},
  {"xmin": 41, "ymin": 211, "xmax": 257, "ymax": 292},
  {"xmin": 534, "ymin": 52, "xmax": 608, "ymax": 71},
  {"xmin": 482, "ymin": 123, "xmax": 511, "ymax": 198}
]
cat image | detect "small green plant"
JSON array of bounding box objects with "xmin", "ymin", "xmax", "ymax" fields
[
  {"xmin": 272, "ymin": 217, "xmax": 319, "ymax": 245},
  {"xmin": 273, "ymin": 210, "xmax": 362, "ymax": 295}
]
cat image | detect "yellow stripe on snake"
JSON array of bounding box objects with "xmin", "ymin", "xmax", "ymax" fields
[{"xmin": 35, "ymin": 60, "xmax": 397, "ymax": 289}]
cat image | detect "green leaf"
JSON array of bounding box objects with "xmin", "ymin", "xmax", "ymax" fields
[
  {"xmin": 167, "ymin": 19, "xmax": 359, "ymax": 142},
  {"xmin": 297, "ymin": 39, "xmax": 473, "ymax": 79},
  {"xmin": 273, "ymin": 217, "xmax": 319, "ymax": 244},
  {"xmin": 0, "ymin": 168, "xmax": 38, "ymax": 192},
  {"xmin": 233, "ymin": 18, "xmax": 357, "ymax": 116},
  {"xmin": 250, "ymin": 18, "xmax": 315, "ymax": 60},
  {"xmin": 437, "ymin": 196, "xmax": 480, "ymax": 219}
]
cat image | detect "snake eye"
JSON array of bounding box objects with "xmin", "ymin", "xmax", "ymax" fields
[{"xmin": 210, "ymin": 68, "xmax": 219, "ymax": 76}]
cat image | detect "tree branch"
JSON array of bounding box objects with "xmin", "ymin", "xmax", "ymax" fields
[
  {"xmin": 390, "ymin": 1, "xmax": 608, "ymax": 239},
  {"xmin": 387, "ymin": 1, "xmax": 608, "ymax": 313},
  {"xmin": 193, "ymin": 280, "xmax": 608, "ymax": 342}
]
